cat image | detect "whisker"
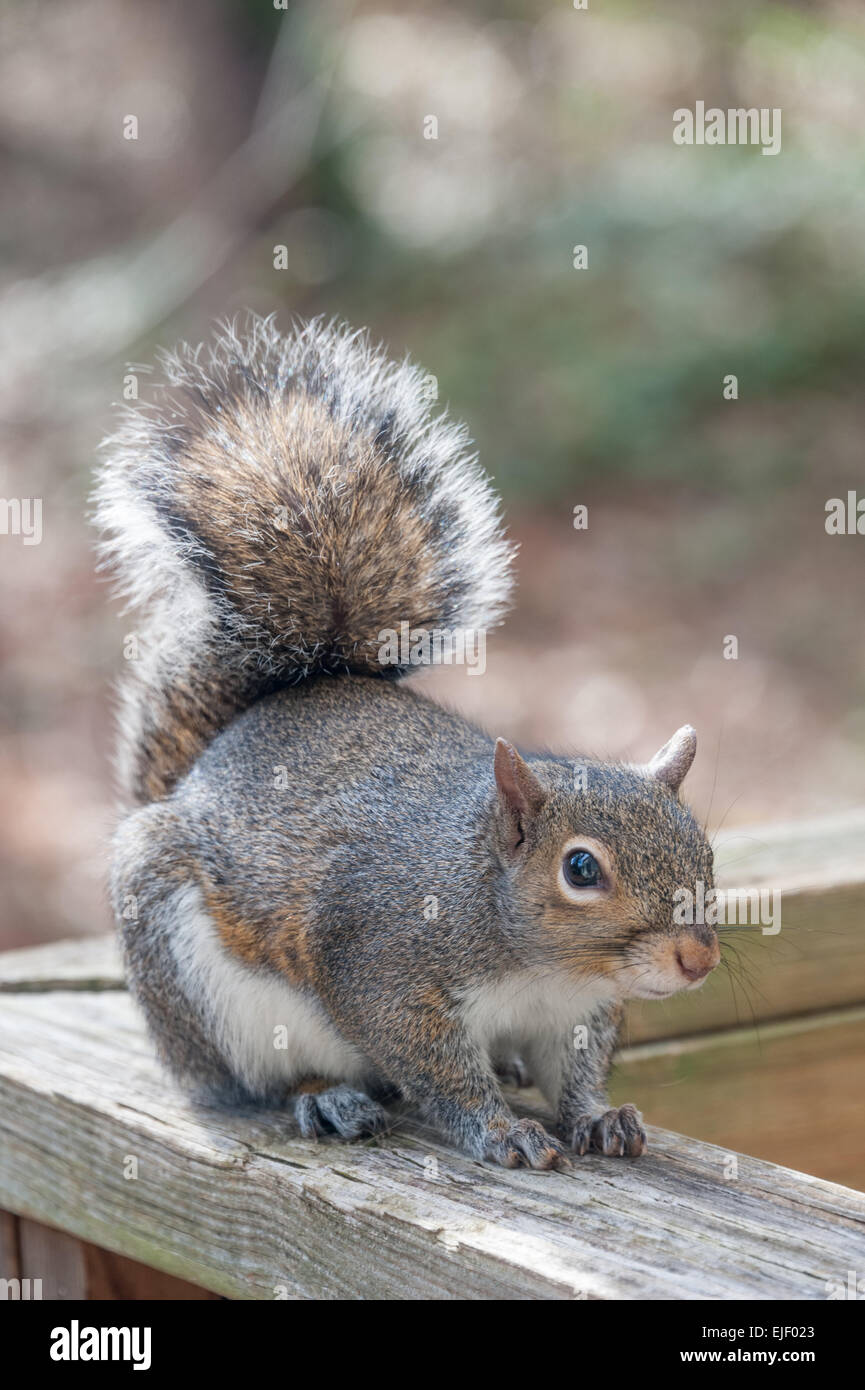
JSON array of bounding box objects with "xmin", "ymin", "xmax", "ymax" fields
[{"xmin": 703, "ymin": 721, "xmax": 724, "ymax": 836}]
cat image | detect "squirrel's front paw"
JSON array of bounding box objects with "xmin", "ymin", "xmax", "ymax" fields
[
  {"xmin": 570, "ymin": 1104, "xmax": 646, "ymax": 1158},
  {"xmin": 484, "ymin": 1116, "xmax": 571, "ymax": 1171}
]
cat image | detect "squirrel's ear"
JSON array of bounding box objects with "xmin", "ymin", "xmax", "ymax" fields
[
  {"xmin": 494, "ymin": 738, "xmax": 547, "ymax": 854},
  {"xmin": 646, "ymin": 725, "xmax": 697, "ymax": 794}
]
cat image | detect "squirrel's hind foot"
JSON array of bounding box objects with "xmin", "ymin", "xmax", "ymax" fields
[{"xmin": 295, "ymin": 1085, "xmax": 390, "ymax": 1141}]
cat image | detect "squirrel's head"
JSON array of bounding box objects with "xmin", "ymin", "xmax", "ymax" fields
[{"xmin": 491, "ymin": 728, "xmax": 720, "ymax": 1000}]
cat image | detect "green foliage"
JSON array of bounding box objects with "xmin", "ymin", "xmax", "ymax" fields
[{"xmin": 258, "ymin": 1, "xmax": 865, "ymax": 502}]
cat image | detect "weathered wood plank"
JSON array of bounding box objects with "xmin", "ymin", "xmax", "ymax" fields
[
  {"xmin": 82, "ymin": 1241, "xmax": 223, "ymax": 1300},
  {"xmin": 0, "ymin": 936, "xmax": 123, "ymax": 993},
  {"xmin": 714, "ymin": 809, "xmax": 865, "ymax": 894},
  {"xmin": 17, "ymin": 1219, "xmax": 88, "ymax": 1300},
  {"xmin": 614, "ymin": 1008, "xmax": 865, "ymax": 1192},
  {"xmin": 0, "ymin": 1209, "xmax": 19, "ymax": 1283},
  {"xmin": 0, "ymin": 988, "xmax": 862, "ymax": 1300}
]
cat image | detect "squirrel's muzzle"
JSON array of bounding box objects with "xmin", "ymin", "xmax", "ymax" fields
[{"xmin": 675, "ymin": 934, "xmax": 721, "ymax": 983}]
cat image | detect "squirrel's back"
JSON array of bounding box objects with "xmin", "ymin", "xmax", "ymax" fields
[{"xmin": 95, "ymin": 315, "xmax": 514, "ymax": 805}]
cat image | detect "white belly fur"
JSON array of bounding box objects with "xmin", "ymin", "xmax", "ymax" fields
[
  {"xmin": 166, "ymin": 884, "xmax": 613, "ymax": 1098},
  {"xmin": 167, "ymin": 883, "xmax": 368, "ymax": 1094},
  {"xmin": 457, "ymin": 968, "xmax": 616, "ymax": 1053}
]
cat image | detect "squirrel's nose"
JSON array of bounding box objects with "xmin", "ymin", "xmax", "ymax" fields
[{"xmin": 675, "ymin": 937, "xmax": 720, "ymax": 982}]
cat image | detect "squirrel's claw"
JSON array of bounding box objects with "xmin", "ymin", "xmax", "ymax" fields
[
  {"xmin": 571, "ymin": 1104, "xmax": 647, "ymax": 1158},
  {"xmin": 484, "ymin": 1117, "xmax": 572, "ymax": 1171}
]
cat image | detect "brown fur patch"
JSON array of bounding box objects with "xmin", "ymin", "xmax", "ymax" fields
[
  {"xmin": 136, "ymin": 677, "xmax": 247, "ymax": 804},
  {"xmin": 202, "ymin": 882, "xmax": 314, "ymax": 988},
  {"xmin": 172, "ymin": 393, "xmax": 447, "ymax": 672},
  {"xmin": 293, "ymin": 1077, "xmax": 332, "ymax": 1096},
  {"xmin": 516, "ymin": 842, "xmax": 639, "ymax": 979}
]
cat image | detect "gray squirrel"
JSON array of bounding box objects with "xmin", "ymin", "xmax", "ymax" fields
[{"xmin": 95, "ymin": 315, "xmax": 719, "ymax": 1169}]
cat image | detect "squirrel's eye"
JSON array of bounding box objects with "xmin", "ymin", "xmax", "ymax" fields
[{"xmin": 563, "ymin": 850, "xmax": 602, "ymax": 888}]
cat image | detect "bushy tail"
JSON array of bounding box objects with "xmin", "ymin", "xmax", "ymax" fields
[{"xmin": 94, "ymin": 314, "xmax": 514, "ymax": 805}]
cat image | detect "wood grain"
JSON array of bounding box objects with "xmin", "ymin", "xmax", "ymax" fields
[
  {"xmin": 0, "ymin": 936, "xmax": 123, "ymax": 993},
  {"xmin": 0, "ymin": 987, "xmax": 862, "ymax": 1300},
  {"xmin": 83, "ymin": 1241, "xmax": 222, "ymax": 1300},
  {"xmin": 18, "ymin": 1218, "xmax": 87, "ymax": 1299},
  {"xmin": 0, "ymin": 1210, "xmax": 20, "ymax": 1283},
  {"xmin": 614, "ymin": 1008, "xmax": 865, "ymax": 1192}
]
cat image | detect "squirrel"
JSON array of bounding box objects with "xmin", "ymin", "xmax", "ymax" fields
[{"xmin": 95, "ymin": 314, "xmax": 720, "ymax": 1171}]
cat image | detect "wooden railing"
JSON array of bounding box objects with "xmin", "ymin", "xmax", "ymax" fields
[{"xmin": 0, "ymin": 812, "xmax": 863, "ymax": 1299}]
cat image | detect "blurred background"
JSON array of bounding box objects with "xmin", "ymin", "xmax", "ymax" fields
[{"xmin": 1, "ymin": 1, "xmax": 863, "ymax": 1183}]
